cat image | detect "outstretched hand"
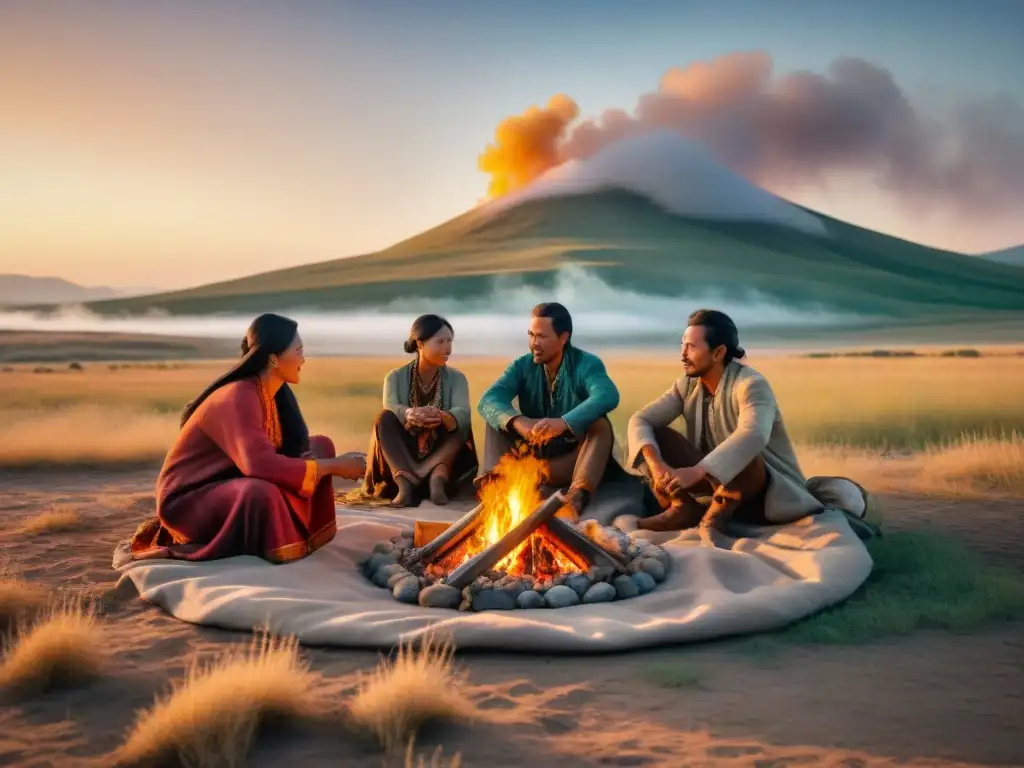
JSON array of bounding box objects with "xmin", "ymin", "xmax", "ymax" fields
[
  {"xmin": 321, "ymin": 452, "xmax": 366, "ymax": 481},
  {"xmin": 529, "ymin": 417, "xmax": 569, "ymax": 444}
]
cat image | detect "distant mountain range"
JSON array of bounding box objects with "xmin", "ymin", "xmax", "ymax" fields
[
  {"xmin": 14, "ymin": 133, "xmax": 1024, "ymax": 341},
  {"xmin": 0, "ymin": 274, "xmax": 122, "ymax": 306},
  {"xmin": 980, "ymin": 245, "xmax": 1024, "ymax": 267}
]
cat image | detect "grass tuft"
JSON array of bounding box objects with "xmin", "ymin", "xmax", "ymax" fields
[
  {"xmin": 112, "ymin": 632, "xmax": 324, "ymax": 768},
  {"xmin": 0, "ymin": 597, "xmax": 107, "ymax": 696},
  {"xmin": 347, "ymin": 635, "xmax": 475, "ymax": 753}
]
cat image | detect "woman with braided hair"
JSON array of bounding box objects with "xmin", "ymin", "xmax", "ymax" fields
[
  {"xmin": 362, "ymin": 314, "xmax": 478, "ymax": 506},
  {"xmin": 129, "ymin": 313, "xmax": 365, "ymax": 563}
]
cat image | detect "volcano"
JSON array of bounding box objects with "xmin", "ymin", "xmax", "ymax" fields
[{"xmin": 66, "ymin": 132, "xmax": 1024, "ymax": 327}]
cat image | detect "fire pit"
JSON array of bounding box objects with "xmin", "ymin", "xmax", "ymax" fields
[{"xmin": 360, "ymin": 454, "xmax": 670, "ymax": 611}]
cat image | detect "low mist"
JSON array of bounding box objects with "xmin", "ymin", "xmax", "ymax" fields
[{"xmin": 0, "ymin": 267, "xmax": 862, "ymax": 356}]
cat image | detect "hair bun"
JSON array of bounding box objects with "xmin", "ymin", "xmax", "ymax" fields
[
  {"xmin": 735, "ymin": 345, "xmax": 746, "ymax": 359},
  {"xmin": 403, "ymin": 339, "xmax": 417, "ymax": 354}
]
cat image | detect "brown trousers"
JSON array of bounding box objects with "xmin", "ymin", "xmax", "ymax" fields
[
  {"xmin": 481, "ymin": 416, "xmax": 614, "ymax": 493},
  {"xmin": 364, "ymin": 409, "xmax": 470, "ymax": 499},
  {"xmin": 643, "ymin": 426, "xmax": 769, "ymax": 525}
]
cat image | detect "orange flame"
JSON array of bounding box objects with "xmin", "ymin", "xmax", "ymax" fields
[{"xmin": 459, "ymin": 449, "xmax": 578, "ymax": 577}]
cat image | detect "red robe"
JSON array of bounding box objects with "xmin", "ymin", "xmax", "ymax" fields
[{"xmin": 130, "ymin": 378, "xmax": 337, "ymax": 563}]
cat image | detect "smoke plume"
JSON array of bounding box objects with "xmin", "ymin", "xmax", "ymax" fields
[{"xmin": 477, "ymin": 51, "xmax": 1024, "ymax": 221}]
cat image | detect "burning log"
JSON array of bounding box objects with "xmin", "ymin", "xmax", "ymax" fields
[
  {"xmin": 444, "ymin": 491, "xmax": 567, "ymax": 590},
  {"xmin": 543, "ymin": 516, "xmax": 629, "ymax": 574},
  {"xmin": 406, "ymin": 503, "xmax": 483, "ymax": 566}
]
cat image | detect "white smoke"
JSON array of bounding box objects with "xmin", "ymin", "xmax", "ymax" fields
[
  {"xmin": 0, "ymin": 266, "xmax": 862, "ymax": 356},
  {"xmin": 483, "ymin": 130, "xmax": 829, "ymax": 236}
]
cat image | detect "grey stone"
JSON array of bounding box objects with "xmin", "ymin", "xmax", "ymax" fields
[
  {"xmin": 651, "ymin": 548, "xmax": 671, "ymax": 567},
  {"xmin": 499, "ymin": 579, "xmax": 528, "ymax": 599},
  {"xmin": 631, "ymin": 572, "xmax": 657, "ymax": 595},
  {"xmin": 472, "ymin": 589, "xmax": 517, "ymax": 611},
  {"xmin": 392, "ymin": 576, "xmax": 420, "ymax": 604},
  {"xmin": 626, "ymin": 543, "xmax": 641, "ymax": 558},
  {"xmin": 419, "ymin": 584, "xmax": 462, "ymax": 610},
  {"xmin": 364, "ymin": 551, "xmax": 398, "ymax": 577},
  {"xmin": 372, "ymin": 563, "xmax": 406, "ymax": 588},
  {"xmin": 627, "ymin": 558, "xmax": 645, "ymax": 574},
  {"xmin": 544, "ymin": 584, "xmax": 581, "ymax": 609},
  {"xmin": 588, "ymin": 566, "xmax": 615, "ymax": 583},
  {"xmin": 458, "ymin": 598, "xmax": 473, "ymax": 611},
  {"xmin": 582, "ymin": 582, "xmax": 616, "ymax": 604},
  {"xmin": 640, "ymin": 558, "xmax": 667, "ymax": 582},
  {"xmin": 613, "ymin": 574, "xmax": 640, "ymax": 600},
  {"xmin": 386, "ymin": 569, "xmax": 412, "ymax": 588},
  {"xmin": 565, "ymin": 573, "xmax": 591, "ymax": 597},
  {"xmin": 516, "ymin": 590, "xmax": 546, "ymax": 609},
  {"xmin": 373, "ymin": 541, "xmax": 395, "ymax": 555}
]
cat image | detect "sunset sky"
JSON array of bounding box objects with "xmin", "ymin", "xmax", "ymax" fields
[{"xmin": 2, "ymin": 0, "xmax": 1022, "ymax": 290}]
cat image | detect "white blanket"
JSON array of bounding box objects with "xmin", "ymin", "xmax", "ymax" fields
[{"xmin": 113, "ymin": 504, "xmax": 873, "ymax": 652}]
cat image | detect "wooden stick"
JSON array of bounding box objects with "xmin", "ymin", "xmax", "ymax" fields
[
  {"xmin": 407, "ymin": 503, "xmax": 483, "ymax": 566},
  {"xmin": 543, "ymin": 516, "xmax": 629, "ymax": 574},
  {"xmin": 444, "ymin": 491, "xmax": 567, "ymax": 590},
  {"xmin": 539, "ymin": 523, "xmax": 591, "ymax": 572}
]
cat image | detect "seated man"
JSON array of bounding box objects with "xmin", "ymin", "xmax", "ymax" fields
[
  {"xmin": 477, "ymin": 302, "xmax": 619, "ymax": 520},
  {"xmin": 626, "ymin": 309, "xmax": 822, "ymax": 534}
]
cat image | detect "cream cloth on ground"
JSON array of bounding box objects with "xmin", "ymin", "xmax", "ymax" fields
[{"xmin": 112, "ymin": 503, "xmax": 873, "ymax": 652}]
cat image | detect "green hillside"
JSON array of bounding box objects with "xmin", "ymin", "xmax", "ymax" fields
[
  {"xmin": 75, "ymin": 190, "xmax": 1024, "ymax": 319},
  {"xmin": 981, "ymin": 245, "xmax": 1024, "ymax": 267}
]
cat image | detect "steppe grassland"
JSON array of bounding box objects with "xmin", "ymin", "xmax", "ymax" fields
[{"xmin": 1, "ymin": 353, "xmax": 1022, "ymax": 495}]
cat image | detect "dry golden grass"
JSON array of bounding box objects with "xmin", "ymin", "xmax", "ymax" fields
[
  {"xmin": 1, "ymin": 354, "xmax": 1022, "ymax": 497},
  {"xmin": 0, "ymin": 597, "xmax": 106, "ymax": 696},
  {"xmin": 800, "ymin": 431, "xmax": 1024, "ymax": 497},
  {"xmin": 16, "ymin": 505, "xmax": 82, "ymax": 536},
  {"xmin": 404, "ymin": 741, "xmax": 462, "ymax": 768},
  {"xmin": 347, "ymin": 635, "xmax": 475, "ymax": 753},
  {"xmin": 112, "ymin": 632, "xmax": 325, "ymax": 768},
  {"xmin": 0, "ymin": 571, "xmax": 48, "ymax": 634}
]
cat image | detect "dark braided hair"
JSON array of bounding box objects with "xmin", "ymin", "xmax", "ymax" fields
[{"xmin": 180, "ymin": 313, "xmax": 309, "ymax": 457}]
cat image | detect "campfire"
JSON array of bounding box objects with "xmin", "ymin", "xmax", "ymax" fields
[{"xmin": 361, "ymin": 453, "xmax": 670, "ymax": 611}]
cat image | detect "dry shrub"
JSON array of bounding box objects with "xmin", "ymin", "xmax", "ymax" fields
[
  {"xmin": 799, "ymin": 431, "xmax": 1024, "ymax": 497},
  {"xmin": 348, "ymin": 635, "xmax": 474, "ymax": 753},
  {"xmin": 0, "ymin": 597, "xmax": 106, "ymax": 696},
  {"xmin": 405, "ymin": 740, "xmax": 462, "ymax": 768},
  {"xmin": 17, "ymin": 505, "xmax": 82, "ymax": 536},
  {"xmin": 113, "ymin": 632, "xmax": 324, "ymax": 768},
  {"xmin": 0, "ymin": 571, "xmax": 48, "ymax": 634}
]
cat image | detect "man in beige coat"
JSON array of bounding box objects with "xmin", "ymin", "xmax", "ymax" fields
[{"xmin": 626, "ymin": 309, "xmax": 823, "ymax": 534}]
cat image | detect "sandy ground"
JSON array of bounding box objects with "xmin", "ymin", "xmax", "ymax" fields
[{"xmin": 0, "ymin": 468, "xmax": 1022, "ymax": 768}]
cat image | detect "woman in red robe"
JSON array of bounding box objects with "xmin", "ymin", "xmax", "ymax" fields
[{"xmin": 129, "ymin": 313, "xmax": 366, "ymax": 564}]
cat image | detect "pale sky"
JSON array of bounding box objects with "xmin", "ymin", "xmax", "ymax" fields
[{"xmin": 2, "ymin": 0, "xmax": 1022, "ymax": 290}]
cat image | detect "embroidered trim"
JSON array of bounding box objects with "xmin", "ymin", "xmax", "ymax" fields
[
  {"xmin": 300, "ymin": 459, "xmax": 318, "ymax": 497},
  {"xmin": 256, "ymin": 377, "xmax": 283, "ymax": 449},
  {"xmin": 266, "ymin": 518, "xmax": 338, "ymax": 563}
]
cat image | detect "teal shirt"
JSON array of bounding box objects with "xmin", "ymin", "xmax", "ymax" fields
[{"xmin": 477, "ymin": 346, "xmax": 620, "ymax": 437}]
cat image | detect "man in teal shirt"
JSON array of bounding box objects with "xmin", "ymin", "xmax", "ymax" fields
[{"xmin": 477, "ymin": 302, "xmax": 619, "ymax": 520}]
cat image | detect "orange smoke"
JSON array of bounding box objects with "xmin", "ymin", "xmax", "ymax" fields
[
  {"xmin": 476, "ymin": 51, "xmax": 1024, "ymax": 223},
  {"xmin": 477, "ymin": 94, "xmax": 579, "ymax": 198}
]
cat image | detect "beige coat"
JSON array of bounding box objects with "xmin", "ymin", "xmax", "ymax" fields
[{"xmin": 626, "ymin": 360, "xmax": 823, "ymax": 524}]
